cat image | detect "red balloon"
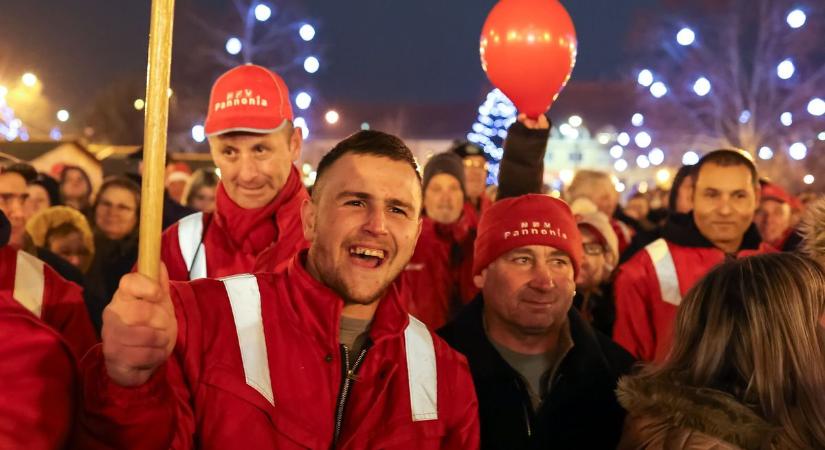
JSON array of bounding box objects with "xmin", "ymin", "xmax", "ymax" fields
[{"xmin": 480, "ymin": 0, "xmax": 577, "ymax": 118}]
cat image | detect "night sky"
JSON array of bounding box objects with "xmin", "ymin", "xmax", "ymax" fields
[{"xmin": 0, "ymin": 0, "xmax": 657, "ymax": 114}]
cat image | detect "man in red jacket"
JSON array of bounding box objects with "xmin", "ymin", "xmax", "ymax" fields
[
  {"xmin": 613, "ymin": 149, "xmax": 771, "ymax": 361},
  {"xmin": 78, "ymin": 130, "xmax": 479, "ymax": 449},
  {"xmin": 162, "ymin": 64, "xmax": 308, "ymax": 280},
  {"xmin": 0, "ymin": 291, "xmax": 78, "ymax": 450},
  {"xmin": 0, "ymin": 208, "xmax": 97, "ymax": 359},
  {"xmin": 401, "ymin": 152, "xmax": 478, "ymax": 329}
]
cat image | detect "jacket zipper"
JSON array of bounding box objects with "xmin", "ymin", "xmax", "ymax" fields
[{"xmin": 334, "ymin": 344, "xmax": 368, "ymax": 443}]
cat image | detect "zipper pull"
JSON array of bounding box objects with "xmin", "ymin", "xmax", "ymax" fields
[{"xmin": 346, "ymin": 370, "xmax": 360, "ymax": 382}]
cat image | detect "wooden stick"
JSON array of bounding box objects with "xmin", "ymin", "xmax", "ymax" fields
[{"xmin": 137, "ymin": 0, "xmax": 175, "ymax": 280}]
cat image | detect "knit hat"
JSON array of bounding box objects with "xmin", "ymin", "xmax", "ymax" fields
[
  {"xmin": 576, "ymin": 211, "xmax": 619, "ymax": 265},
  {"xmin": 25, "ymin": 206, "xmax": 95, "ymax": 271},
  {"xmin": 450, "ymin": 141, "xmax": 485, "ymax": 160},
  {"xmin": 204, "ymin": 64, "xmax": 294, "ymax": 137},
  {"xmin": 473, "ymin": 194, "xmax": 583, "ymax": 276},
  {"xmin": 423, "ymin": 152, "xmax": 466, "ymax": 195}
]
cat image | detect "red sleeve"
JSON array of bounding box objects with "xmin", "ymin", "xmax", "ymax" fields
[
  {"xmin": 438, "ymin": 339, "xmax": 480, "ymax": 450},
  {"xmin": 73, "ymin": 282, "xmax": 201, "ymax": 450},
  {"xmin": 0, "ymin": 308, "xmax": 77, "ymax": 450},
  {"xmin": 613, "ymin": 253, "xmax": 657, "ymax": 362},
  {"xmin": 161, "ymin": 222, "xmax": 191, "ymax": 282},
  {"xmin": 41, "ymin": 266, "xmax": 98, "ymax": 359}
]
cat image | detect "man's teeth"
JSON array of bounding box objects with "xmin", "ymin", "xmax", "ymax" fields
[{"xmin": 350, "ymin": 247, "xmax": 385, "ymax": 259}]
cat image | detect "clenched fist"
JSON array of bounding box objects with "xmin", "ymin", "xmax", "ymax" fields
[{"xmin": 102, "ymin": 264, "xmax": 177, "ymax": 387}]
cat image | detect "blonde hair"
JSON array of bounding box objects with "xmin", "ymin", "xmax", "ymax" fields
[
  {"xmin": 181, "ymin": 169, "xmax": 219, "ymax": 207},
  {"xmin": 565, "ymin": 169, "xmax": 615, "ymax": 203},
  {"xmin": 799, "ymin": 197, "xmax": 825, "ymax": 267},
  {"xmin": 631, "ymin": 253, "xmax": 825, "ymax": 448}
]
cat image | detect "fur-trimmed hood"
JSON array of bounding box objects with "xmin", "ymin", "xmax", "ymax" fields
[
  {"xmin": 800, "ymin": 197, "xmax": 825, "ymax": 264},
  {"xmin": 616, "ymin": 376, "xmax": 778, "ymax": 450}
]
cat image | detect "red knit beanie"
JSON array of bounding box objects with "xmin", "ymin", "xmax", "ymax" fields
[{"xmin": 473, "ymin": 194, "xmax": 583, "ymax": 276}]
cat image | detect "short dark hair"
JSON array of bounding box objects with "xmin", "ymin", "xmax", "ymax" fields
[
  {"xmin": 5, "ymin": 162, "xmax": 37, "ymax": 183},
  {"xmin": 313, "ymin": 130, "xmax": 421, "ymax": 198},
  {"xmin": 694, "ymin": 149, "xmax": 758, "ymax": 187}
]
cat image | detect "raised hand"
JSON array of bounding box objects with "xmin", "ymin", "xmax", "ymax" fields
[{"xmin": 101, "ymin": 264, "xmax": 177, "ymax": 387}]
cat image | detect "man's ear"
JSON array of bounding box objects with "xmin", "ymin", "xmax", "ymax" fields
[
  {"xmin": 473, "ymin": 269, "xmax": 487, "ymax": 290},
  {"xmin": 300, "ymin": 197, "xmax": 316, "ymax": 242},
  {"xmin": 289, "ymin": 125, "xmax": 303, "ymax": 162}
]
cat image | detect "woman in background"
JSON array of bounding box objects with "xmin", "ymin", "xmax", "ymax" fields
[
  {"xmin": 617, "ymin": 252, "xmax": 825, "ymax": 449},
  {"xmin": 181, "ymin": 168, "xmax": 219, "ymax": 213}
]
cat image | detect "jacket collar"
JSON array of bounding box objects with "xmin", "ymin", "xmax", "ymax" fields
[
  {"xmin": 617, "ymin": 376, "xmax": 777, "ymax": 449},
  {"xmin": 284, "ymin": 250, "xmax": 410, "ymax": 351},
  {"xmin": 663, "ymin": 212, "xmax": 763, "ymax": 252},
  {"xmin": 214, "ymin": 165, "xmax": 306, "ymax": 254},
  {"xmin": 425, "ymin": 202, "xmax": 478, "ymax": 245},
  {"xmin": 445, "ymin": 296, "xmax": 616, "ymax": 386}
]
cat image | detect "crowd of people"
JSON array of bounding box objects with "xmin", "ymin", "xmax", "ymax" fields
[{"xmin": 1, "ymin": 63, "xmax": 824, "ymax": 450}]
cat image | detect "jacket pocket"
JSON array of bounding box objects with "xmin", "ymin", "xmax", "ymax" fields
[{"xmin": 200, "ymin": 367, "xmax": 326, "ymax": 449}]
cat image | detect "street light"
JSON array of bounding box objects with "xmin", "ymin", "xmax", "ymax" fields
[
  {"xmin": 22, "ymin": 72, "xmax": 38, "ymax": 87},
  {"xmin": 631, "ymin": 113, "xmax": 644, "ymax": 127},
  {"xmin": 637, "ymin": 69, "xmax": 653, "ymax": 87},
  {"xmin": 568, "ymin": 115, "xmax": 582, "ymax": 127},
  {"xmin": 614, "ymin": 159, "xmax": 628, "ymax": 172},
  {"xmin": 693, "ymin": 77, "xmax": 711, "ymax": 96},
  {"xmin": 254, "ymin": 4, "xmax": 272, "ymax": 22},
  {"xmin": 808, "ymin": 98, "xmax": 825, "ymax": 116},
  {"xmin": 682, "ymin": 151, "xmax": 699, "ymax": 165},
  {"xmin": 650, "ymin": 81, "xmax": 668, "ymax": 98},
  {"xmin": 636, "ymin": 155, "xmax": 650, "ymax": 169},
  {"xmin": 780, "ymin": 112, "xmax": 793, "ymax": 126},
  {"xmin": 295, "ymin": 92, "xmax": 312, "ymax": 110},
  {"xmin": 787, "ymin": 9, "xmax": 806, "ymax": 28},
  {"xmin": 226, "ymin": 37, "xmax": 242, "ymax": 55},
  {"xmin": 299, "ymin": 24, "xmax": 316, "ymax": 41},
  {"xmin": 134, "ymin": 99, "xmax": 145, "ymax": 110},
  {"xmin": 191, "ymin": 125, "xmax": 205, "ymax": 143},
  {"xmin": 635, "ymin": 131, "xmax": 652, "ymax": 148},
  {"xmin": 304, "ymin": 56, "xmax": 320, "ymax": 74},
  {"xmin": 648, "ymin": 148, "xmax": 665, "ymax": 166},
  {"xmin": 676, "ymin": 27, "xmax": 695, "ymax": 46},
  {"xmin": 804, "ymin": 174, "xmax": 815, "ymax": 185},
  {"xmin": 325, "ymin": 110, "xmax": 339, "ymax": 125},
  {"xmin": 609, "ymin": 145, "xmax": 623, "ymax": 159},
  {"xmin": 758, "ymin": 146, "xmax": 774, "ymax": 160},
  {"xmin": 56, "ymin": 110, "xmax": 70, "ymax": 122},
  {"xmin": 617, "ymin": 132, "xmax": 630, "ymax": 146},
  {"xmin": 777, "ymin": 59, "xmax": 795, "ymax": 79},
  {"xmin": 789, "ymin": 142, "xmax": 807, "ymax": 160}
]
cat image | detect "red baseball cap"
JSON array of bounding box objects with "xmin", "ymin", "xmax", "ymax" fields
[
  {"xmin": 760, "ymin": 180, "xmax": 792, "ymax": 205},
  {"xmin": 204, "ymin": 64, "xmax": 294, "ymax": 137}
]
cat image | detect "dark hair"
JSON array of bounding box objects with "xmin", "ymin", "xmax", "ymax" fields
[
  {"xmin": 183, "ymin": 169, "xmax": 220, "ymax": 207},
  {"xmin": 93, "ymin": 176, "xmax": 141, "ymax": 217},
  {"xmin": 5, "ymin": 162, "xmax": 37, "ymax": 183},
  {"xmin": 694, "ymin": 149, "xmax": 758, "ymax": 188},
  {"xmin": 313, "ymin": 130, "xmax": 421, "ymax": 197},
  {"xmin": 60, "ymin": 165, "xmax": 93, "ymax": 194},
  {"xmin": 667, "ymin": 164, "xmax": 695, "ymax": 213},
  {"xmin": 31, "ymin": 173, "xmax": 62, "ymax": 207},
  {"xmin": 45, "ymin": 221, "xmax": 83, "ymax": 247}
]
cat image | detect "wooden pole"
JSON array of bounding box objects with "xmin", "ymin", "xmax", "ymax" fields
[{"xmin": 137, "ymin": 0, "xmax": 175, "ymax": 280}]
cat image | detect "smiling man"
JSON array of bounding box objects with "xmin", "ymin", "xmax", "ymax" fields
[
  {"xmin": 161, "ymin": 64, "xmax": 308, "ymax": 281},
  {"xmin": 439, "ymin": 194, "xmax": 633, "ymax": 450},
  {"xmin": 613, "ymin": 149, "xmax": 772, "ymax": 362},
  {"xmin": 77, "ymin": 131, "xmax": 479, "ymax": 449}
]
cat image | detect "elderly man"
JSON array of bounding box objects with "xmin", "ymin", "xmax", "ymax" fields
[
  {"xmin": 76, "ymin": 131, "xmax": 479, "ymax": 449},
  {"xmin": 163, "ymin": 64, "xmax": 308, "ymax": 280},
  {"xmin": 440, "ymin": 194, "xmax": 633, "ymax": 450}
]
